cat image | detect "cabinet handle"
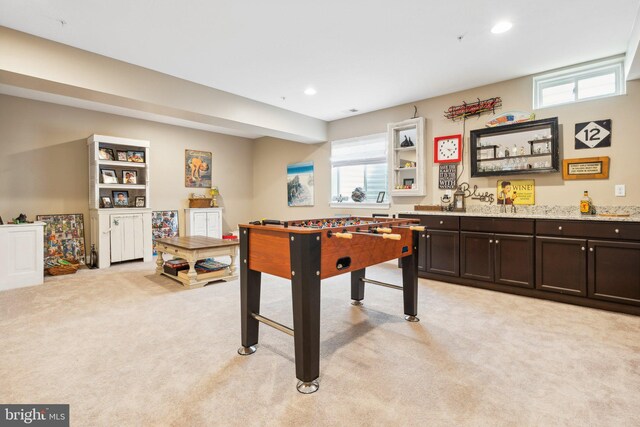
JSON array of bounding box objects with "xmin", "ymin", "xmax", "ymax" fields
[
  {"xmin": 495, "ymin": 240, "xmax": 499, "ymax": 244},
  {"xmin": 113, "ymin": 219, "xmax": 119, "ymax": 226},
  {"xmin": 426, "ymin": 235, "xmax": 430, "ymax": 239},
  {"xmin": 558, "ymin": 226, "xmax": 562, "ymax": 230},
  {"xmin": 581, "ymin": 246, "xmax": 585, "ymax": 251},
  {"xmin": 614, "ymin": 229, "xmax": 619, "ymax": 234},
  {"xmin": 439, "ymin": 220, "xmax": 444, "ymax": 225},
  {"xmin": 489, "ymin": 240, "xmax": 493, "ymax": 243},
  {"xmin": 589, "ymin": 248, "xmax": 594, "ymax": 252}
]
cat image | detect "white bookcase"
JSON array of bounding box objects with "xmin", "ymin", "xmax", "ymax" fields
[
  {"xmin": 388, "ymin": 117, "xmax": 426, "ymax": 196},
  {"xmin": 184, "ymin": 208, "xmax": 223, "ymax": 238},
  {"xmin": 87, "ymin": 134, "xmax": 152, "ymax": 268}
]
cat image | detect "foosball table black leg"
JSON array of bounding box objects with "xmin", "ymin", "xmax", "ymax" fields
[
  {"xmin": 401, "ymin": 231, "xmax": 420, "ymax": 322},
  {"xmin": 238, "ymin": 227, "xmax": 261, "ymax": 355},
  {"xmin": 350, "ymin": 268, "xmax": 365, "ymax": 306},
  {"xmin": 290, "ymin": 232, "xmax": 322, "ymax": 394}
]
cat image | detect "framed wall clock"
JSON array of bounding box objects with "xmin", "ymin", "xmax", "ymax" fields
[{"xmin": 434, "ymin": 134, "xmax": 462, "ymax": 163}]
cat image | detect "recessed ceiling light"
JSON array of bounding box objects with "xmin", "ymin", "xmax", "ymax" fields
[
  {"xmin": 304, "ymin": 87, "xmax": 317, "ymax": 96},
  {"xmin": 491, "ymin": 21, "xmax": 512, "ymax": 34}
]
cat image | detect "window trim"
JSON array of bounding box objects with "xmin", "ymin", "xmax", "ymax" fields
[{"xmin": 533, "ymin": 57, "xmax": 625, "ymax": 109}]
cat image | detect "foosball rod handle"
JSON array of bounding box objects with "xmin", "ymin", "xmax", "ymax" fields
[
  {"xmin": 334, "ymin": 232, "xmax": 353, "ymax": 239},
  {"xmin": 375, "ymin": 227, "xmax": 392, "ymax": 233},
  {"xmin": 382, "ymin": 233, "xmax": 402, "ymax": 240}
]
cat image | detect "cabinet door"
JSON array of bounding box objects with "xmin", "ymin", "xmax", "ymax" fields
[
  {"xmin": 110, "ymin": 214, "xmax": 144, "ymax": 262},
  {"xmin": 494, "ymin": 234, "xmax": 534, "ymax": 288},
  {"xmin": 206, "ymin": 211, "xmax": 221, "ymax": 238},
  {"xmin": 425, "ymin": 230, "xmax": 459, "ymax": 276},
  {"xmin": 535, "ymin": 236, "xmax": 587, "ymax": 296},
  {"xmin": 192, "ymin": 212, "xmax": 209, "ymax": 236},
  {"xmin": 110, "ymin": 215, "xmax": 123, "ymax": 263},
  {"xmin": 588, "ymin": 240, "xmax": 640, "ymax": 306},
  {"xmin": 460, "ymin": 232, "xmax": 493, "ymax": 282}
]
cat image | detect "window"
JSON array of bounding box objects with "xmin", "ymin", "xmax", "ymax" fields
[
  {"xmin": 331, "ymin": 133, "xmax": 387, "ymax": 205},
  {"xmin": 533, "ymin": 57, "xmax": 625, "ymax": 109}
]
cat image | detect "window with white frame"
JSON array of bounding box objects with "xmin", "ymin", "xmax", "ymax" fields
[
  {"xmin": 533, "ymin": 57, "xmax": 625, "ymax": 109},
  {"xmin": 331, "ymin": 133, "xmax": 387, "ymax": 204}
]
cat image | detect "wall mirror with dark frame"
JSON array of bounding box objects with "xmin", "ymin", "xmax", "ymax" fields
[{"xmin": 470, "ymin": 117, "xmax": 559, "ymax": 177}]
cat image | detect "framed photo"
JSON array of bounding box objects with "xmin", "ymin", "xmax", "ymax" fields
[
  {"xmin": 185, "ymin": 149, "xmax": 212, "ymax": 188},
  {"xmin": 122, "ymin": 170, "xmax": 137, "ymax": 184},
  {"xmin": 117, "ymin": 150, "xmax": 128, "ymax": 161},
  {"xmin": 403, "ymin": 178, "xmax": 415, "ymax": 186},
  {"xmin": 135, "ymin": 196, "xmax": 146, "ymax": 207},
  {"xmin": 98, "ymin": 147, "xmax": 115, "ymax": 161},
  {"xmin": 101, "ymin": 169, "xmax": 118, "ymax": 184},
  {"xmin": 127, "ymin": 150, "xmax": 145, "ymax": 163},
  {"xmin": 112, "ymin": 191, "xmax": 129, "ymax": 207},
  {"xmin": 101, "ymin": 196, "xmax": 113, "ymax": 208},
  {"xmin": 35, "ymin": 213, "xmax": 86, "ymax": 265},
  {"xmin": 287, "ymin": 161, "xmax": 314, "ymax": 206},
  {"xmin": 376, "ymin": 191, "xmax": 385, "ymax": 203}
]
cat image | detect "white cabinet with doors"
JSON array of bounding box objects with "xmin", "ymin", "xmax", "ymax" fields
[{"xmin": 184, "ymin": 208, "xmax": 223, "ymax": 238}]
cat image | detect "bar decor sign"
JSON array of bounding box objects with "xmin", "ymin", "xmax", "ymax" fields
[{"xmin": 562, "ymin": 156, "xmax": 610, "ymax": 180}]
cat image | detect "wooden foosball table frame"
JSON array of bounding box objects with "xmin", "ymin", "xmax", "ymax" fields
[{"xmin": 237, "ymin": 217, "xmax": 424, "ymax": 393}]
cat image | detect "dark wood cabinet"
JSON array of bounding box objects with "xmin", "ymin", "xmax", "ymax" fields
[
  {"xmin": 426, "ymin": 230, "xmax": 459, "ymax": 276},
  {"xmin": 536, "ymin": 236, "xmax": 587, "ymax": 296},
  {"xmin": 588, "ymin": 240, "xmax": 640, "ymax": 306},
  {"xmin": 461, "ymin": 231, "xmax": 534, "ymax": 288}
]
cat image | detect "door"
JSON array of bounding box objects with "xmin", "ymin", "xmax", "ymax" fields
[
  {"xmin": 192, "ymin": 212, "xmax": 209, "ymax": 236},
  {"xmin": 460, "ymin": 232, "xmax": 493, "ymax": 282},
  {"xmin": 425, "ymin": 230, "xmax": 459, "ymax": 276},
  {"xmin": 535, "ymin": 236, "xmax": 587, "ymax": 296},
  {"xmin": 588, "ymin": 240, "xmax": 640, "ymax": 306},
  {"xmin": 206, "ymin": 211, "xmax": 222, "ymax": 238},
  {"xmin": 111, "ymin": 214, "xmax": 144, "ymax": 263},
  {"xmin": 494, "ymin": 234, "xmax": 534, "ymax": 288}
]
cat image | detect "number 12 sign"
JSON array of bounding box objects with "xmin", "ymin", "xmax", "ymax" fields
[{"xmin": 575, "ymin": 119, "xmax": 611, "ymax": 149}]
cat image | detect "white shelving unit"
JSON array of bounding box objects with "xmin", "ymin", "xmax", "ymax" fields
[
  {"xmin": 388, "ymin": 117, "xmax": 426, "ymax": 196},
  {"xmin": 87, "ymin": 134, "xmax": 153, "ymax": 268}
]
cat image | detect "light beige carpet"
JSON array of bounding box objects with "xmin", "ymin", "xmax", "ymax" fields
[{"xmin": 1, "ymin": 261, "xmax": 639, "ymax": 426}]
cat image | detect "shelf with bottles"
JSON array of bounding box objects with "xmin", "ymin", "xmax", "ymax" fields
[{"xmin": 470, "ymin": 117, "xmax": 559, "ymax": 177}]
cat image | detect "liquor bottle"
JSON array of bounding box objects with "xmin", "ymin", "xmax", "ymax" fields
[{"xmin": 580, "ymin": 191, "xmax": 593, "ymax": 215}]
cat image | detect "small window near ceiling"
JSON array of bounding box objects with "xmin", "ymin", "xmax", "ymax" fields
[
  {"xmin": 533, "ymin": 57, "xmax": 625, "ymax": 109},
  {"xmin": 331, "ymin": 133, "xmax": 387, "ymax": 204}
]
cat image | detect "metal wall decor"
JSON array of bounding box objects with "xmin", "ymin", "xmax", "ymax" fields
[
  {"xmin": 444, "ymin": 97, "xmax": 502, "ymax": 121},
  {"xmin": 456, "ymin": 182, "xmax": 495, "ymax": 204},
  {"xmin": 575, "ymin": 119, "xmax": 611, "ymax": 149}
]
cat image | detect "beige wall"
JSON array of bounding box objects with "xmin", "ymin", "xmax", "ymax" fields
[
  {"xmin": 0, "ymin": 94, "xmax": 254, "ymax": 237},
  {"xmin": 253, "ymin": 75, "xmax": 640, "ymax": 220}
]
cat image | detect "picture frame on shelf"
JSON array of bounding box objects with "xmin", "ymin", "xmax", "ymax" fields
[
  {"xmin": 135, "ymin": 196, "xmax": 146, "ymax": 207},
  {"xmin": 112, "ymin": 191, "xmax": 129, "ymax": 207},
  {"xmin": 376, "ymin": 191, "xmax": 385, "ymax": 203},
  {"xmin": 98, "ymin": 147, "xmax": 115, "ymax": 161},
  {"xmin": 403, "ymin": 178, "xmax": 415, "ymax": 187},
  {"xmin": 101, "ymin": 169, "xmax": 118, "ymax": 184},
  {"xmin": 127, "ymin": 150, "xmax": 145, "ymax": 163},
  {"xmin": 101, "ymin": 196, "xmax": 113, "ymax": 208},
  {"xmin": 122, "ymin": 170, "xmax": 137, "ymax": 184},
  {"xmin": 117, "ymin": 150, "xmax": 128, "ymax": 161}
]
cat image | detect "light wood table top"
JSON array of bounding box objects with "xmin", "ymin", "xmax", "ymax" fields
[{"xmin": 155, "ymin": 236, "xmax": 239, "ymax": 250}]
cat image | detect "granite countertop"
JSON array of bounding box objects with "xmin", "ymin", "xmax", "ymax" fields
[{"xmin": 399, "ymin": 206, "xmax": 640, "ymax": 222}]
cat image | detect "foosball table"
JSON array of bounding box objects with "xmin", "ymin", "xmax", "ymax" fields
[{"xmin": 237, "ymin": 216, "xmax": 425, "ymax": 393}]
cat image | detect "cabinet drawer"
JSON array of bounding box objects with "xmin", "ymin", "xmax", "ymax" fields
[
  {"xmin": 421, "ymin": 216, "xmax": 459, "ymax": 230},
  {"xmin": 536, "ymin": 220, "xmax": 640, "ymax": 240},
  {"xmin": 461, "ymin": 217, "xmax": 534, "ymax": 234}
]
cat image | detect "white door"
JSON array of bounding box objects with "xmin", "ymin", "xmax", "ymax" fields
[
  {"xmin": 192, "ymin": 212, "xmax": 208, "ymax": 236},
  {"xmin": 111, "ymin": 214, "xmax": 144, "ymax": 262},
  {"xmin": 206, "ymin": 211, "xmax": 221, "ymax": 238}
]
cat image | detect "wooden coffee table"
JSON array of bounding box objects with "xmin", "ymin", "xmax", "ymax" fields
[{"xmin": 155, "ymin": 236, "xmax": 239, "ymax": 288}]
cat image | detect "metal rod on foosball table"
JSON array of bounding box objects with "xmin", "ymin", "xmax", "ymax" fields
[{"xmin": 348, "ymin": 231, "xmax": 402, "ymax": 240}]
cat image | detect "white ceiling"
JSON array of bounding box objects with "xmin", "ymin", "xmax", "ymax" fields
[{"xmin": 1, "ymin": 0, "xmax": 639, "ymax": 122}]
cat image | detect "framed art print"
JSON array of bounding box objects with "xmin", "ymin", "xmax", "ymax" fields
[
  {"xmin": 287, "ymin": 161, "xmax": 314, "ymax": 206},
  {"xmin": 434, "ymin": 134, "xmax": 462, "ymax": 163},
  {"xmin": 185, "ymin": 149, "xmax": 212, "ymax": 188}
]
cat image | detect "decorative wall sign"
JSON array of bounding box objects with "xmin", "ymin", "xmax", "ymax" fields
[
  {"xmin": 496, "ymin": 180, "xmax": 535, "ymax": 205},
  {"xmin": 438, "ymin": 164, "xmax": 457, "ymax": 189},
  {"xmin": 485, "ymin": 111, "xmax": 535, "ymax": 127},
  {"xmin": 287, "ymin": 161, "xmax": 314, "ymax": 206},
  {"xmin": 36, "ymin": 214, "xmax": 86, "ymax": 265},
  {"xmin": 457, "ymin": 182, "xmax": 494, "ymax": 204},
  {"xmin": 575, "ymin": 119, "xmax": 611, "ymax": 149},
  {"xmin": 151, "ymin": 211, "xmax": 178, "ymax": 255},
  {"xmin": 434, "ymin": 134, "xmax": 462, "ymax": 163},
  {"xmin": 562, "ymin": 156, "xmax": 610, "ymax": 180},
  {"xmin": 444, "ymin": 97, "xmax": 502, "ymax": 121},
  {"xmin": 185, "ymin": 149, "xmax": 212, "ymax": 188}
]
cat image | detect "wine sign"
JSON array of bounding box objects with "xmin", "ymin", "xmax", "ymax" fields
[
  {"xmin": 575, "ymin": 119, "xmax": 611, "ymax": 149},
  {"xmin": 438, "ymin": 164, "xmax": 457, "ymax": 189}
]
